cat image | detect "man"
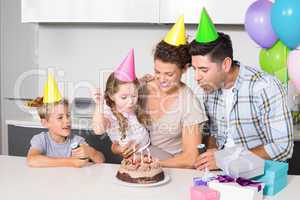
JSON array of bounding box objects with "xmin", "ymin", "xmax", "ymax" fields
[{"xmin": 190, "ymin": 8, "xmax": 294, "ymax": 170}]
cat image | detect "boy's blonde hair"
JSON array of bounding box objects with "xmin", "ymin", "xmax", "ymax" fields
[{"xmin": 37, "ymin": 99, "xmax": 69, "ymax": 119}]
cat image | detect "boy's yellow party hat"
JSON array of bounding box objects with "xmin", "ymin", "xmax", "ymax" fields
[{"xmin": 43, "ymin": 74, "xmax": 62, "ymax": 103}]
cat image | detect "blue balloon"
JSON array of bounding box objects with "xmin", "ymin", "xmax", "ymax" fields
[{"xmin": 271, "ymin": 0, "xmax": 300, "ymax": 49}]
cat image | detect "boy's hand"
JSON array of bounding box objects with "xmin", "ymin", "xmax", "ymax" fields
[
  {"xmin": 92, "ymin": 88, "xmax": 104, "ymax": 106},
  {"xmin": 71, "ymin": 144, "xmax": 89, "ymax": 159},
  {"xmin": 70, "ymin": 157, "xmax": 89, "ymax": 168}
]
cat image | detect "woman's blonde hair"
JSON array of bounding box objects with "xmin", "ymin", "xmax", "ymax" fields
[{"xmin": 105, "ymin": 73, "xmax": 151, "ymax": 139}]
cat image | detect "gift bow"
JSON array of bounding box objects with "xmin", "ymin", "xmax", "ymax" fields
[
  {"xmin": 216, "ymin": 175, "xmax": 262, "ymax": 192},
  {"xmin": 222, "ymin": 147, "xmax": 254, "ymax": 177}
]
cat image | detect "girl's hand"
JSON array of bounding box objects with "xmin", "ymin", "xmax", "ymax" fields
[
  {"xmin": 92, "ymin": 88, "xmax": 104, "ymax": 106},
  {"xmin": 122, "ymin": 141, "xmax": 139, "ymax": 158},
  {"xmin": 112, "ymin": 141, "xmax": 138, "ymax": 158}
]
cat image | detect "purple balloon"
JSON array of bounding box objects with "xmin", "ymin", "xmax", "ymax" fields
[{"xmin": 245, "ymin": 0, "xmax": 278, "ymax": 48}]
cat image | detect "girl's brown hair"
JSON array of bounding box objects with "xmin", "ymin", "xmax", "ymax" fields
[{"xmin": 105, "ymin": 73, "xmax": 151, "ymax": 139}]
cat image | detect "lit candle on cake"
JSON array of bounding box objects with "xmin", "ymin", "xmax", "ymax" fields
[
  {"xmin": 140, "ymin": 150, "xmax": 143, "ymax": 164},
  {"xmin": 133, "ymin": 146, "xmax": 136, "ymax": 163},
  {"xmin": 147, "ymin": 148, "xmax": 151, "ymax": 162}
]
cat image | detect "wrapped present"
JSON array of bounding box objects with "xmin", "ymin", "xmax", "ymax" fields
[
  {"xmin": 208, "ymin": 175, "xmax": 263, "ymax": 200},
  {"xmin": 215, "ymin": 146, "xmax": 264, "ymax": 179},
  {"xmin": 194, "ymin": 177, "xmax": 208, "ymax": 186},
  {"xmin": 253, "ymin": 160, "xmax": 288, "ymax": 196},
  {"xmin": 193, "ymin": 168, "xmax": 216, "ymax": 186},
  {"xmin": 190, "ymin": 186, "xmax": 220, "ymax": 200}
]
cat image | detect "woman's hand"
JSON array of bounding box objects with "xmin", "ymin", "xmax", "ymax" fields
[{"xmin": 139, "ymin": 74, "xmax": 155, "ymax": 85}]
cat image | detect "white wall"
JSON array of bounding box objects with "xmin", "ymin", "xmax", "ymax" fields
[
  {"xmin": 0, "ymin": 0, "xmax": 3, "ymax": 153},
  {"xmin": 38, "ymin": 23, "xmax": 300, "ymax": 109},
  {"xmin": 1, "ymin": 0, "xmax": 37, "ymax": 154},
  {"xmin": 37, "ymin": 24, "xmax": 261, "ymax": 100},
  {"xmin": 38, "ymin": 24, "xmax": 166, "ymax": 99},
  {"xmin": 1, "ymin": 1, "xmax": 299, "ymax": 154},
  {"xmin": 37, "ymin": 23, "xmax": 300, "ymax": 146}
]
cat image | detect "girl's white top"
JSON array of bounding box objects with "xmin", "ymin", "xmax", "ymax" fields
[{"xmin": 103, "ymin": 103, "xmax": 150, "ymax": 150}]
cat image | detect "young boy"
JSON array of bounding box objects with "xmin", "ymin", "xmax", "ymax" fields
[{"xmin": 27, "ymin": 98, "xmax": 105, "ymax": 167}]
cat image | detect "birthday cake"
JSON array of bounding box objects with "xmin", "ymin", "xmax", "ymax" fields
[{"xmin": 116, "ymin": 155, "xmax": 165, "ymax": 184}]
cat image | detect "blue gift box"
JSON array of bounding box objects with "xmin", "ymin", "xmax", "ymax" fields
[{"xmin": 253, "ymin": 160, "xmax": 288, "ymax": 196}]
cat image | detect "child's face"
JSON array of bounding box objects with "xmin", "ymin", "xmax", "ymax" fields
[
  {"xmin": 42, "ymin": 104, "xmax": 71, "ymax": 137},
  {"xmin": 112, "ymin": 83, "xmax": 138, "ymax": 113}
]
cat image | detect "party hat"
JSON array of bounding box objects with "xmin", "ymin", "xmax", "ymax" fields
[
  {"xmin": 114, "ymin": 49, "xmax": 136, "ymax": 82},
  {"xmin": 43, "ymin": 74, "xmax": 62, "ymax": 103},
  {"xmin": 164, "ymin": 15, "xmax": 186, "ymax": 46},
  {"xmin": 195, "ymin": 8, "xmax": 219, "ymax": 43}
]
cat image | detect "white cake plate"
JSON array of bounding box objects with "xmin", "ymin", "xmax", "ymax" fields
[{"xmin": 113, "ymin": 173, "xmax": 171, "ymax": 187}]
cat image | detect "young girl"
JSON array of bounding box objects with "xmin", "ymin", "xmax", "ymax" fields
[{"xmin": 92, "ymin": 49, "xmax": 151, "ymax": 158}]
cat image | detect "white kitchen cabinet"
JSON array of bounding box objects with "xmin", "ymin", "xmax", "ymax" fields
[
  {"xmin": 22, "ymin": 0, "xmax": 255, "ymax": 24},
  {"xmin": 159, "ymin": 0, "xmax": 254, "ymax": 24},
  {"xmin": 22, "ymin": 0, "xmax": 159, "ymax": 23}
]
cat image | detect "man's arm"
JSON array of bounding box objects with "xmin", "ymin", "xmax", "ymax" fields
[
  {"xmin": 256, "ymin": 79, "xmax": 294, "ymax": 161},
  {"xmin": 250, "ymin": 145, "xmax": 271, "ymax": 160},
  {"xmin": 203, "ymin": 135, "xmax": 218, "ymax": 149}
]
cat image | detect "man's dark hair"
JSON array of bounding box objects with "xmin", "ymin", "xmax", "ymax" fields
[{"xmin": 189, "ymin": 32, "xmax": 234, "ymax": 64}]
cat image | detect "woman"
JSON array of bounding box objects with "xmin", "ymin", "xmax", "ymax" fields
[{"xmin": 142, "ymin": 17, "xmax": 207, "ymax": 168}]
